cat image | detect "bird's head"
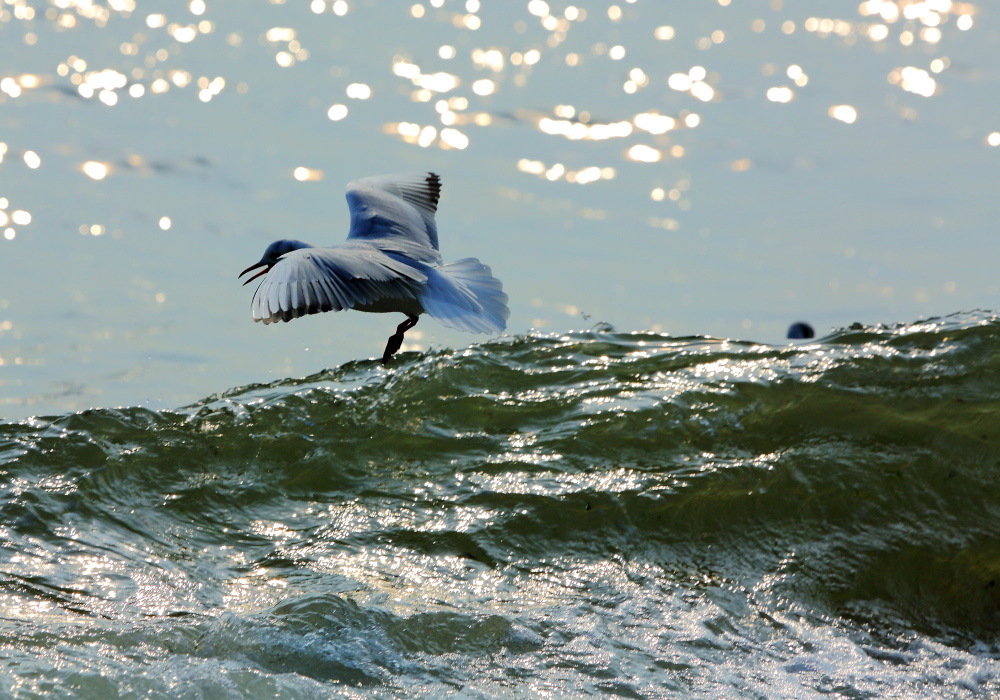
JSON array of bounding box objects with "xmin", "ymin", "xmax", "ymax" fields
[{"xmin": 238, "ymin": 239, "xmax": 312, "ymax": 285}]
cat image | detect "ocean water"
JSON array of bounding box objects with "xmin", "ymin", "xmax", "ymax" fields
[
  {"xmin": 3, "ymin": 2, "xmax": 1000, "ymax": 697},
  {"xmin": 2, "ymin": 311, "xmax": 1000, "ymax": 697},
  {"xmin": 2, "ymin": 0, "xmax": 1000, "ymax": 416}
]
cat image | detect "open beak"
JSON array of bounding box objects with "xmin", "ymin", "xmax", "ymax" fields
[{"xmin": 239, "ymin": 261, "xmax": 270, "ymax": 286}]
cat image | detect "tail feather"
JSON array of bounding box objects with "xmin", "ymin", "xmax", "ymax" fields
[{"xmin": 418, "ymin": 258, "xmax": 509, "ymax": 334}]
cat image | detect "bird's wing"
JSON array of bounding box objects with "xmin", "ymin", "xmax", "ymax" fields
[
  {"xmin": 250, "ymin": 243, "xmax": 427, "ymax": 324},
  {"xmin": 345, "ymin": 172, "xmax": 442, "ymax": 262}
]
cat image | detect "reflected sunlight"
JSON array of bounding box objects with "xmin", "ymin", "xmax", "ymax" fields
[
  {"xmin": 81, "ymin": 161, "xmax": 111, "ymax": 180},
  {"xmin": 828, "ymin": 104, "xmax": 858, "ymax": 123},
  {"xmin": 292, "ymin": 166, "xmax": 324, "ymax": 182},
  {"xmin": 890, "ymin": 66, "xmax": 937, "ymax": 96},
  {"xmin": 2, "ymin": 0, "xmax": 981, "ymax": 218}
]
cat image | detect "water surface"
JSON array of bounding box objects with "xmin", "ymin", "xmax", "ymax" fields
[
  {"xmin": 2, "ymin": 312, "xmax": 999, "ymax": 696},
  {"xmin": 1, "ymin": 0, "xmax": 999, "ymax": 415}
]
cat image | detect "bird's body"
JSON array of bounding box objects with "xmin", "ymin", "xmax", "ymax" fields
[{"xmin": 239, "ymin": 173, "xmax": 508, "ymax": 364}]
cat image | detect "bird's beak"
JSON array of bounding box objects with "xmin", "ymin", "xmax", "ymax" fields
[{"xmin": 239, "ymin": 261, "xmax": 270, "ymax": 286}]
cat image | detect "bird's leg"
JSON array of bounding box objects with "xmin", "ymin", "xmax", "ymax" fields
[{"xmin": 381, "ymin": 314, "xmax": 419, "ymax": 365}]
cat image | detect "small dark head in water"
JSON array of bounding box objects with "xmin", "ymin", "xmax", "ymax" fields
[{"xmin": 787, "ymin": 322, "xmax": 815, "ymax": 340}]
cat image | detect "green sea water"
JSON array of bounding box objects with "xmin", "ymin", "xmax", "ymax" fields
[{"xmin": 1, "ymin": 312, "xmax": 998, "ymax": 697}]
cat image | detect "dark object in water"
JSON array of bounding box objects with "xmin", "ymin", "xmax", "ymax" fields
[{"xmin": 787, "ymin": 321, "xmax": 815, "ymax": 339}]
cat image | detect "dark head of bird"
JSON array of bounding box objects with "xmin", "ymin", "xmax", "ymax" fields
[
  {"xmin": 238, "ymin": 239, "xmax": 313, "ymax": 285},
  {"xmin": 787, "ymin": 321, "xmax": 815, "ymax": 340}
]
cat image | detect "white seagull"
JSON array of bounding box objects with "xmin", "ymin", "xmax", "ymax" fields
[{"xmin": 239, "ymin": 172, "xmax": 509, "ymax": 364}]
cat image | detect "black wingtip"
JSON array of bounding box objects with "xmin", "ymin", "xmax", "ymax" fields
[{"xmin": 426, "ymin": 172, "xmax": 442, "ymax": 210}]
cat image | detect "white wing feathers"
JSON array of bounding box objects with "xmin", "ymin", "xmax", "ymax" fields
[
  {"xmin": 419, "ymin": 258, "xmax": 509, "ymax": 334},
  {"xmin": 251, "ymin": 244, "xmax": 426, "ymax": 324},
  {"xmin": 345, "ymin": 172, "xmax": 441, "ymax": 261},
  {"xmin": 246, "ymin": 172, "xmax": 509, "ymax": 334}
]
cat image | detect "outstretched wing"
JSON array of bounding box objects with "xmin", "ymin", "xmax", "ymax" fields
[
  {"xmin": 345, "ymin": 172, "xmax": 442, "ymax": 262},
  {"xmin": 250, "ymin": 243, "xmax": 426, "ymax": 324}
]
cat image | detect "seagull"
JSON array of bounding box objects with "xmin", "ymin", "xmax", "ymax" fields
[{"xmin": 239, "ymin": 172, "xmax": 509, "ymax": 365}]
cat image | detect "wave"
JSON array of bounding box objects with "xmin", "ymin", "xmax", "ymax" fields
[{"xmin": 1, "ymin": 311, "xmax": 999, "ymax": 695}]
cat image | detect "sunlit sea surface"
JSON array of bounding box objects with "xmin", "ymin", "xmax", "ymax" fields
[
  {"xmin": 3, "ymin": 1, "xmax": 1000, "ymax": 697},
  {"xmin": 1, "ymin": 0, "xmax": 1000, "ymax": 415},
  {"xmin": 1, "ymin": 312, "xmax": 1000, "ymax": 697}
]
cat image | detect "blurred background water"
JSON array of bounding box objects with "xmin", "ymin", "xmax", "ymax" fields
[
  {"xmin": 2, "ymin": 2, "xmax": 1000, "ymax": 697},
  {"xmin": 1, "ymin": 0, "xmax": 998, "ymax": 416}
]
